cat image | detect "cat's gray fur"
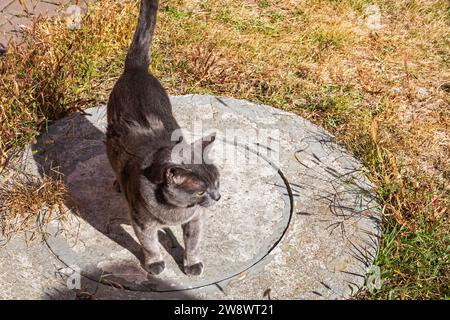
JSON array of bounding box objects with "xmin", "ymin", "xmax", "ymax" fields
[{"xmin": 106, "ymin": 0, "xmax": 220, "ymax": 276}]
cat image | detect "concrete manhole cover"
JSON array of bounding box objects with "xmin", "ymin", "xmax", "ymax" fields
[{"xmin": 17, "ymin": 94, "xmax": 381, "ymax": 299}]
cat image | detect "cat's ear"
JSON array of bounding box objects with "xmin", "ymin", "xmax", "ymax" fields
[
  {"xmin": 142, "ymin": 164, "xmax": 190, "ymax": 185},
  {"xmin": 142, "ymin": 163, "xmax": 166, "ymax": 184},
  {"xmin": 165, "ymin": 166, "xmax": 190, "ymax": 185}
]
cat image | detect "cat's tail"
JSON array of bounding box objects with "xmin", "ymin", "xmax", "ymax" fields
[{"xmin": 124, "ymin": 0, "xmax": 159, "ymax": 71}]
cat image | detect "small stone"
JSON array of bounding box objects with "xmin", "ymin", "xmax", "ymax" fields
[{"xmin": 416, "ymin": 87, "xmax": 430, "ymax": 100}]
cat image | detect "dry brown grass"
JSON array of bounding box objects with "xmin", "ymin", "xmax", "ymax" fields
[
  {"xmin": 0, "ymin": 0, "xmax": 448, "ymax": 298},
  {"xmin": 0, "ymin": 170, "xmax": 69, "ymax": 244}
]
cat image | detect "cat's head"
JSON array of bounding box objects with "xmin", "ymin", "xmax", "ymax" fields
[{"xmin": 144, "ymin": 133, "xmax": 221, "ymax": 208}]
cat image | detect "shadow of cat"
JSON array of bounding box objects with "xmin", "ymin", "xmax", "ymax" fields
[{"xmin": 31, "ymin": 110, "xmax": 187, "ymax": 285}]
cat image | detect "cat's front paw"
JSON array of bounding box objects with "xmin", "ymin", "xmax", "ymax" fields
[
  {"xmin": 184, "ymin": 262, "xmax": 204, "ymax": 276},
  {"xmin": 145, "ymin": 261, "xmax": 165, "ymax": 275}
]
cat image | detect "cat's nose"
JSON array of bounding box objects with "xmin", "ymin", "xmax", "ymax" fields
[{"xmin": 211, "ymin": 192, "xmax": 221, "ymax": 201}]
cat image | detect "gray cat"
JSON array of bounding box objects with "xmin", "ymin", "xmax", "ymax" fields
[{"xmin": 106, "ymin": 0, "xmax": 221, "ymax": 276}]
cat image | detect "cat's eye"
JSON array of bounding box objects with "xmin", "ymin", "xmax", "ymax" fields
[{"xmin": 197, "ymin": 191, "xmax": 206, "ymax": 196}]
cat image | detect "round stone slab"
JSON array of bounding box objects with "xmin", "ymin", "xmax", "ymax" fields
[{"xmin": 28, "ymin": 94, "xmax": 380, "ymax": 299}]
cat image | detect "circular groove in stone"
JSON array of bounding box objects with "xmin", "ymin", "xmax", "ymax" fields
[{"xmin": 42, "ymin": 139, "xmax": 293, "ymax": 292}]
